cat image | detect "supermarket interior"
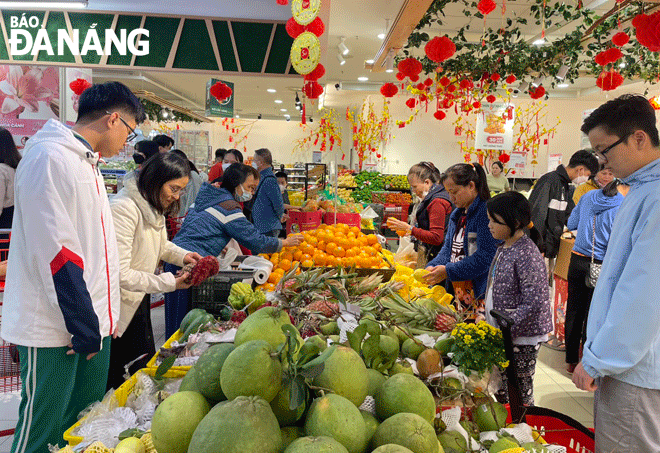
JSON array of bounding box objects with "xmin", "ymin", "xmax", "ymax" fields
[{"xmin": 0, "ymin": 0, "xmax": 659, "ymax": 452}]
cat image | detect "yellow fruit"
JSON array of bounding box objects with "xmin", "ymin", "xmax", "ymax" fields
[{"xmin": 413, "ymin": 269, "xmax": 430, "ymax": 282}]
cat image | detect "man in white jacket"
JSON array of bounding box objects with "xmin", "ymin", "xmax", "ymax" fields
[{"xmin": 1, "ymin": 82, "xmax": 146, "ymax": 453}]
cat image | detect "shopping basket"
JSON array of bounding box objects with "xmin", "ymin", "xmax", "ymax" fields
[
  {"xmin": 491, "ymin": 309, "xmax": 595, "ymax": 453},
  {"xmin": 165, "ymin": 215, "xmax": 186, "ymax": 241}
]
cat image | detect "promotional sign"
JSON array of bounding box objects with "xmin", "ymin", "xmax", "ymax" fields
[
  {"xmin": 64, "ymin": 68, "xmax": 93, "ymax": 125},
  {"xmin": 205, "ymin": 79, "xmax": 234, "ymax": 118},
  {"xmin": 580, "ymin": 108, "xmax": 596, "ymax": 149},
  {"xmin": 312, "ymin": 150, "xmax": 322, "ymax": 163},
  {"xmin": 475, "ymin": 102, "xmax": 514, "ymax": 151},
  {"xmin": 548, "ymin": 153, "xmax": 563, "ymax": 172},
  {"xmin": 507, "ymin": 151, "xmax": 527, "ymax": 177}
]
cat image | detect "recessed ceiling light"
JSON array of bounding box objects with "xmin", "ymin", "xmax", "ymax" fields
[
  {"xmin": 377, "ymin": 33, "xmax": 386, "ymax": 39},
  {"xmin": 358, "ymin": 76, "xmax": 369, "ymax": 82},
  {"xmin": 274, "ymin": 99, "xmax": 283, "ymax": 104},
  {"xmin": 267, "ymin": 89, "xmax": 276, "ymax": 93},
  {"xmin": 366, "ymin": 59, "xmax": 375, "ymax": 64},
  {"xmin": 280, "ymin": 108, "xmax": 287, "ymax": 112},
  {"xmin": 533, "ymin": 39, "xmax": 545, "ymax": 46},
  {"xmin": 557, "ymin": 83, "xmax": 569, "ymax": 88},
  {"xmin": 619, "ymin": 62, "xmax": 626, "ymax": 68},
  {"xmin": 235, "ymin": 114, "xmax": 240, "ymax": 118},
  {"xmin": 386, "ymin": 69, "xmax": 394, "ymax": 73}
]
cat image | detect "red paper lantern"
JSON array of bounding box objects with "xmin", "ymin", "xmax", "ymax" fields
[
  {"xmin": 439, "ymin": 77, "xmax": 451, "ymax": 87},
  {"xmin": 405, "ymin": 98, "xmax": 417, "ymax": 109},
  {"xmin": 505, "ymin": 75, "xmax": 517, "ymax": 84},
  {"xmin": 69, "ymin": 78, "xmax": 92, "ymax": 96},
  {"xmin": 380, "ymin": 82, "xmax": 398, "ymax": 98},
  {"xmin": 433, "ymin": 110, "xmax": 446, "ymax": 120},
  {"xmin": 459, "ymin": 79, "xmax": 474, "ymax": 90},
  {"xmin": 498, "ymin": 153, "xmax": 510, "ymax": 164},
  {"xmin": 447, "ymin": 85, "xmax": 457, "ymax": 93},
  {"xmin": 596, "ymin": 70, "xmax": 624, "ymax": 91},
  {"xmin": 306, "ymin": 17, "xmax": 325, "ymax": 37},
  {"xmin": 529, "ymin": 85, "xmax": 545, "ymax": 99},
  {"xmin": 416, "ymin": 83, "xmax": 426, "ymax": 91},
  {"xmin": 424, "ymin": 78, "xmax": 434, "ymax": 87},
  {"xmin": 395, "ymin": 72, "xmax": 406, "ymax": 81},
  {"xmin": 633, "ymin": 12, "xmax": 660, "ymax": 52},
  {"xmin": 397, "ymin": 57, "xmax": 423, "ymax": 78},
  {"xmin": 286, "ymin": 17, "xmax": 305, "ymax": 39},
  {"xmin": 490, "ymin": 73, "xmax": 501, "ymax": 82},
  {"xmin": 303, "ymin": 81, "xmax": 324, "ymax": 99},
  {"xmin": 409, "ymin": 74, "xmax": 420, "ymax": 82},
  {"xmin": 210, "ymin": 81, "xmax": 233, "ymax": 102},
  {"xmin": 277, "ymin": 0, "xmax": 288, "ymax": 4},
  {"xmin": 477, "ymin": 0, "xmax": 497, "ymax": 15},
  {"xmin": 594, "ymin": 51, "xmax": 609, "ymax": 66},
  {"xmin": 304, "ymin": 64, "xmax": 325, "ymax": 81},
  {"xmin": 425, "ymin": 36, "xmax": 456, "ymax": 63},
  {"xmin": 612, "ymin": 32, "xmax": 630, "ymax": 47},
  {"xmin": 486, "ymin": 94, "xmax": 497, "ymax": 103},
  {"xmin": 473, "ymin": 101, "xmax": 482, "ymax": 109},
  {"xmin": 605, "ymin": 47, "xmax": 623, "ymax": 63}
]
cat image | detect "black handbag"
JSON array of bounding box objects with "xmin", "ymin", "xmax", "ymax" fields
[{"xmin": 585, "ymin": 215, "xmax": 601, "ymax": 288}]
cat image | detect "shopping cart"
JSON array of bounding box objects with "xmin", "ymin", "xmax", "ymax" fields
[{"xmin": 491, "ymin": 309, "xmax": 595, "ymax": 453}]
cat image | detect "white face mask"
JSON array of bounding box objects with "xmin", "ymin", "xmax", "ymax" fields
[
  {"xmin": 222, "ymin": 163, "xmax": 231, "ymax": 171},
  {"xmin": 279, "ymin": 184, "xmax": 287, "ymax": 193},
  {"xmin": 573, "ymin": 175, "xmax": 589, "ymax": 185},
  {"xmin": 235, "ymin": 185, "xmax": 252, "ymax": 202},
  {"xmin": 252, "ymin": 161, "xmax": 259, "ymax": 170}
]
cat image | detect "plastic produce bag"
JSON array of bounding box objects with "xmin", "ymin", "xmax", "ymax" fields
[{"xmin": 394, "ymin": 236, "xmax": 417, "ymax": 267}]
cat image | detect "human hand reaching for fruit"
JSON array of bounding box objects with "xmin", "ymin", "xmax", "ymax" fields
[
  {"xmin": 424, "ymin": 265, "xmax": 447, "ymax": 286},
  {"xmin": 283, "ymin": 234, "xmax": 304, "ymax": 248},
  {"xmin": 387, "ymin": 217, "xmax": 412, "ymax": 235}
]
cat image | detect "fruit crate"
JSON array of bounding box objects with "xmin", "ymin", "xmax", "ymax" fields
[
  {"xmin": 146, "ymin": 330, "xmax": 191, "ymax": 374},
  {"xmin": 190, "ymin": 270, "xmax": 255, "ymax": 317},
  {"xmin": 382, "ymin": 203, "xmax": 410, "ymax": 223}
]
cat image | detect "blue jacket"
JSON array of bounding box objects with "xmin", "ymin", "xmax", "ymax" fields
[
  {"xmin": 172, "ymin": 183, "xmax": 282, "ymax": 256},
  {"xmin": 252, "ymin": 167, "xmax": 284, "ymax": 234},
  {"xmin": 566, "ymin": 188, "xmax": 623, "ymax": 260},
  {"xmin": 582, "ymin": 158, "xmax": 660, "ymax": 389},
  {"xmin": 427, "ymin": 197, "xmax": 500, "ymax": 299}
]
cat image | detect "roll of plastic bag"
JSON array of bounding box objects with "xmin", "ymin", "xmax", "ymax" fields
[{"xmin": 238, "ymin": 256, "xmax": 274, "ymax": 285}]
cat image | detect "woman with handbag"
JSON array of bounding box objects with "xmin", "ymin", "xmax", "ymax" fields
[{"xmin": 565, "ymin": 179, "xmax": 627, "ymax": 373}]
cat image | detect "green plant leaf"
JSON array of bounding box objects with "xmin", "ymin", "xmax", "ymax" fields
[
  {"xmin": 118, "ymin": 428, "xmax": 146, "ymax": 441},
  {"xmin": 347, "ymin": 324, "xmax": 367, "ymax": 353},
  {"xmin": 155, "ymin": 355, "xmax": 176, "ymax": 380},
  {"xmin": 302, "ymin": 344, "xmax": 337, "ymax": 370},
  {"xmin": 287, "ymin": 377, "xmax": 306, "ymax": 411},
  {"xmin": 299, "ymin": 363, "xmax": 325, "ymax": 379}
]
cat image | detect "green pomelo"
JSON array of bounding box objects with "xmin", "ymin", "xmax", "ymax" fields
[
  {"xmin": 188, "ymin": 395, "xmax": 282, "ymax": 453},
  {"xmin": 489, "ymin": 436, "xmax": 520, "ymax": 453},
  {"xmin": 433, "ymin": 338, "xmax": 455, "ymax": 356},
  {"xmin": 359, "ymin": 318, "xmax": 381, "ymax": 333},
  {"xmin": 284, "ymin": 436, "xmax": 349, "ymax": 453},
  {"xmin": 234, "ymin": 306, "xmax": 301, "ymax": 350},
  {"xmin": 151, "ymin": 391, "xmax": 210, "ymax": 453},
  {"xmin": 191, "ymin": 343, "xmax": 235, "ymax": 402},
  {"xmin": 270, "ymin": 385, "xmax": 306, "ymax": 426},
  {"xmin": 329, "ymin": 335, "xmax": 341, "ymax": 344},
  {"xmin": 392, "ymin": 326, "xmax": 409, "ymax": 346},
  {"xmin": 281, "ymin": 427, "xmax": 305, "ymax": 450},
  {"xmin": 320, "ymin": 322, "xmax": 339, "ymax": 335},
  {"xmin": 375, "ymin": 373, "xmax": 436, "ymax": 423},
  {"xmin": 179, "ymin": 368, "xmax": 202, "ymax": 393},
  {"xmin": 401, "ymin": 339, "xmax": 425, "ymax": 360},
  {"xmin": 367, "ymin": 369, "xmax": 387, "ymax": 396},
  {"xmin": 389, "ymin": 362, "xmax": 414, "ymax": 376},
  {"xmin": 438, "ymin": 431, "xmax": 467, "ymax": 453},
  {"xmin": 220, "ymin": 340, "xmax": 282, "ymax": 402},
  {"xmin": 312, "ymin": 346, "xmax": 368, "ymax": 407},
  {"xmin": 371, "ymin": 445, "xmax": 415, "ymax": 453},
  {"xmin": 379, "ymin": 335, "xmax": 400, "ymax": 366},
  {"xmin": 304, "ymin": 394, "xmax": 367, "ymax": 453},
  {"xmin": 372, "ymin": 413, "xmax": 439, "ymax": 453},
  {"xmin": 473, "ymin": 402, "xmax": 508, "ymax": 432},
  {"xmin": 360, "ymin": 410, "xmax": 380, "ymax": 445}
]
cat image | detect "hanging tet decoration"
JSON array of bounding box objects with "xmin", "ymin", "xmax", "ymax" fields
[
  {"xmin": 498, "ymin": 153, "xmax": 510, "ymax": 164},
  {"xmin": 596, "ymin": 70, "xmax": 624, "ymax": 91},
  {"xmin": 210, "ymin": 81, "xmax": 233, "ymax": 103},
  {"xmin": 649, "ymin": 95, "xmax": 660, "ymax": 110},
  {"xmin": 477, "ymin": 0, "xmax": 497, "ymax": 15},
  {"xmin": 612, "ymin": 32, "xmax": 630, "ymax": 47},
  {"xmin": 632, "ymin": 11, "xmax": 660, "ymax": 52},
  {"xmin": 69, "ymin": 78, "xmax": 92, "ymax": 95},
  {"xmin": 424, "ymin": 36, "xmax": 456, "ymax": 63},
  {"xmin": 380, "ymin": 82, "xmax": 398, "ymax": 98},
  {"xmin": 595, "ymin": 47, "xmax": 623, "ymax": 66},
  {"xmin": 397, "ymin": 58, "xmax": 423, "ymax": 82},
  {"xmin": 528, "ymin": 85, "xmax": 545, "ymax": 100}
]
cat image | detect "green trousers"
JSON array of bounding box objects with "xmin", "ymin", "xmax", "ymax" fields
[{"xmin": 11, "ymin": 337, "xmax": 111, "ymax": 453}]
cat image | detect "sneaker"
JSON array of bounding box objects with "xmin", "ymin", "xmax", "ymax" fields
[{"xmin": 566, "ymin": 363, "xmax": 577, "ymax": 374}]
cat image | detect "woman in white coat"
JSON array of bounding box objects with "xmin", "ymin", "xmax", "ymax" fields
[{"xmin": 107, "ymin": 152, "xmax": 202, "ymax": 390}]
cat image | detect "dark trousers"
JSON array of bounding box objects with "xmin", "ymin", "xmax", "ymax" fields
[
  {"xmin": 496, "ymin": 343, "xmax": 541, "ymax": 406},
  {"xmin": 163, "ymin": 263, "xmax": 191, "ymax": 338},
  {"xmin": 565, "ymin": 253, "xmax": 601, "ymax": 364},
  {"xmin": 107, "ymin": 294, "xmax": 156, "ymax": 391}
]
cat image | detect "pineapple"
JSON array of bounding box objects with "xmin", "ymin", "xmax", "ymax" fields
[{"xmin": 380, "ymin": 291, "xmax": 460, "ymax": 333}]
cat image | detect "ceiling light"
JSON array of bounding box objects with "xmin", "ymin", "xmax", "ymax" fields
[
  {"xmin": 280, "ymin": 108, "xmax": 287, "ymax": 112},
  {"xmin": 338, "ymin": 37, "xmax": 349, "ymax": 56},
  {"xmin": 556, "ymin": 64, "xmax": 569, "ymax": 80},
  {"xmin": 533, "ymin": 39, "xmax": 546, "ymax": 46},
  {"xmin": 336, "ymin": 53, "xmax": 346, "ymax": 65},
  {"xmin": 557, "ymin": 83, "xmax": 569, "ymax": 88},
  {"xmin": 267, "ymin": 89, "xmax": 276, "ymax": 93},
  {"xmin": 274, "ymin": 99, "xmax": 283, "ymax": 104},
  {"xmin": 296, "ymin": 105, "xmax": 301, "ymax": 110},
  {"xmin": 358, "ymin": 76, "xmax": 369, "ymax": 82},
  {"xmin": 366, "ymin": 59, "xmax": 375, "ymax": 64},
  {"xmin": 377, "ymin": 33, "xmax": 386, "ymax": 39},
  {"xmin": 1, "ymin": 0, "xmax": 88, "ymax": 8}
]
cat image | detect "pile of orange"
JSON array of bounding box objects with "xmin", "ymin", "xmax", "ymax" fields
[{"xmin": 260, "ymin": 223, "xmax": 389, "ymax": 286}]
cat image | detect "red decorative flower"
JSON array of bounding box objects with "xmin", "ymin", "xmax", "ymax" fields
[
  {"xmin": 529, "ymin": 85, "xmax": 545, "ymax": 99},
  {"xmin": 304, "ymin": 63, "xmax": 325, "ymax": 81},
  {"xmin": 380, "ymin": 82, "xmax": 398, "ymax": 98},
  {"xmin": 596, "ymin": 48, "xmax": 623, "ymax": 66},
  {"xmin": 210, "ymin": 82, "xmax": 232, "ymax": 102},
  {"xmin": 505, "ymin": 75, "xmax": 517, "ymax": 84},
  {"xmin": 594, "ymin": 51, "xmax": 609, "ymax": 66},
  {"xmin": 306, "ymin": 17, "xmax": 325, "ymax": 37},
  {"xmin": 286, "ymin": 17, "xmax": 305, "ymax": 39},
  {"xmin": 486, "ymin": 94, "xmax": 497, "ymax": 103},
  {"xmin": 459, "ymin": 79, "xmax": 474, "ymax": 90},
  {"xmin": 397, "ymin": 57, "xmax": 423, "ymax": 78},
  {"xmin": 424, "ymin": 78, "xmax": 434, "ymax": 86},
  {"xmin": 439, "ymin": 76, "xmax": 451, "ymax": 87},
  {"xmin": 303, "ymin": 81, "xmax": 324, "ymax": 99},
  {"xmin": 405, "ymin": 98, "xmax": 418, "ymax": 109},
  {"xmin": 416, "ymin": 82, "xmax": 426, "ymax": 91},
  {"xmin": 498, "ymin": 153, "xmax": 510, "ymax": 164},
  {"xmin": 596, "ymin": 70, "xmax": 624, "ymax": 91},
  {"xmin": 425, "ymin": 36, "xmax": 456, "ymax": 63},
  {"xmin": 395, "ymin": 72, "xmax": 406, "ymax": 81},
  {"xmin": 633, "ymin": 12, "xmax": 660, "ymax": 52},
  {"xmin": 69, "ymin": 78, "xmax": 92, "ymax": 96},
  {"xmin": 433, "ymin": 110, "xmax": 446, "ymax": 120},
  {"xmin": 477, "ymin": 0, "xmax": 497, "ymax": 15},
  {"xmin": 409, "ymin": 74, "xmax": 420, "ymax": 82},
  {"xmin": 612, "ymin": 32, "xmax": 630, "ymax": 47},
  {"xmin": 490, "ymin": 73, "xmax": 501, "ymax": 82},
  {"xmin": 277, "ymin": 0, "xmax": 288, "ymax": 4},
  {"xmin": 473, "ymin": 101, "xmax": 481, "ymax": 109}
]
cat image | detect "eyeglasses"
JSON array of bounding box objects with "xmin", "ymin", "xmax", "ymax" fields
[
  {"xmin": 167, "ymin": 184, "xmax": 186, "ymax": 196},
  {"xmin": 595, "ymin": 134, "xmax": 629, "ymax": 161},
  {"xmin": 106, "ymin": 111, "xmax": 137, "ymax": 142}
]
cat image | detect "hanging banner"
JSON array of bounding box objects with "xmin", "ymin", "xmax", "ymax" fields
[
  {"xmin": 0, "ymin": 64, "xmax": 59, "ymax": 149},
  {"xmin": 205, "ymin": 79, "xmax": 234, "ymax": 118},
  {"xmin": 507, "ymin": 151, "xmax": 527, "ymax": 177},
  {"xmin": 475, "ymin": 102, "xmax": 514, "ymax": 151},
  {"xmin": 548, "ymin": 153, "xmax": 563, "ymax": 172}
]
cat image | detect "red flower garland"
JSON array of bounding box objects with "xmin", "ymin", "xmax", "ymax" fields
[
  {"xmin": 380, "ymin": 83, "xmax": 398, "ymax": 98},
  {"xmin": 416, "ymin": 82, "xmax": 426, "ymax": 91},
  {"xmin": 596, "ymin": 70, "xmax": 624, "ymax": 91},
  {"xmin": 303, "ymin": 81, "xmax": 323, "ymax": 99},
  {"xmin": 505, "ymin": 75, "xmax": 517, "ymax": 84},
  {"xmin": 612, "ymin": 32, "xmax": 630, "ymax": 47},
  {"xmin": 633, "ymin": 12, "xmax": 660, "ymax": 52},
  {"xmin": 486, "ymin": 94, "xmax": 496, "ymax": 103},
  {"xmin": 433, "ymin": 110, "xmax": 446, "ymax": 120},
  {"xmin": 459, "ymin": 79, "xmax": 474, "ymax": 90},
  {"xmin": 477, "ymin": 0, "xmax": 497, "ymax": 15},
  {"xmin": 529, "ymin": 85, "xmax": 545, "ymax": 99},
  {"xmin": 304, "ymin": 64, "xmax": 325, "ymax": 81},
  {"xmin": 69, "ymin": 78, "xmax": 92, "ymax": 96},
  {"xmin": 210, "ymin": 82, "xmax": 232, "ymax": 102},
  {"xmin": 286, "ymin": 17, "xmax": 305, "ymax": 39},
  {"xmin": 424, "ymin": 78, "xmax": 434, "ymax": 87},
  {"xmin": 425, "ymin": 36, "xmax": 456, "ymax": 63},
  {"xmin": 397, "ymin": 58, "xmax": 423, "ymax": 78},
  {"xmin": 277, "ymin": 0, "xmax": 288, "ymax": 4}
]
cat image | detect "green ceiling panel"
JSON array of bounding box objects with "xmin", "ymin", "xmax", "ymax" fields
[
  {"xmin": 38, "ymin": 12, "xmax": 74, "ymax": 63},
  {"xmin": 2, "ymin": 10, "xmax": 46, "ymax": 61},
  {"xmin": 264, "ymin": 23, "xmax": 292, "ymax": 74},
  {"xmin": 289, "ymin": 65, "xmax": 299, "ymax": 76},
  {"xmin": 212, "ymin": 21, "xmax": 238, "ymax": 72},
  {"xmin": 172, "ymin": 19, "xmax": 218, "ymax": 71},
  {"xmin": 67, "ymin": 12, "xmax": 115, "ymax": 65},
  {"xmin": 106, "ymin": 15, "xmax": 144, "ymax": 66},
  {"xmin": 231, "ymin": 22, "xmax": 273, "ymax": 73},
  {"xmin": 133, "ymin": 16, "xmax": 180, "ymax": 68}
]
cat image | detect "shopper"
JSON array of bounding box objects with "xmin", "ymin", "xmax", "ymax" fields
[
  {"xmin": 153, "ymin": 134, "xmax": 174, "ymax": 153},
  {"xmin": 573, "ymin": 94, "xmax": 660, "ymax": 453},
  {"xmin": 132, "ymin": 140, "xmax": 160, "ymax": 168},
  {"xmin": 107, "ymin": 152, "xmax": 200, "ymax": 390},
  {"xmin": 424, "ymin": 163, "xmax": 499, "ymax": 316},
  {"xmin": 171, "ymin": 149, "xmax": 205, "ymax": 217},
  {"xmin": 572, "ymin": 166, "xmax": 614, "ymax": 204},
  {"xmin": 387, "ymin": 162, "xmax": 453, "ymax": 265},
  {"xmin": 486, "ymin": 161, "xmax": 510, "ymax": 194},
  {"xmin": 564, "ymin": 179, "xmax": 625, "ymax": 375},
  {"xmin": 0, "ymin": 82, "xmax": 145, "ymax": 453},
  {"xmin": 163, "ymin": 163, "xmax": 303, "ymax": 337},
  {"xmin": 250, "ymin": 148, "xmax": 284, "ymax": 236},
  {"xmin": 484, "ymin": 191, "xmax": 552, "ymax": 406},
  {"xmin": 0, "ymin": 128, "xmax": 21, "ymax": 228},
  {"xmin": 528, "ymin": 150, "xmax": 598, "ymax": 282},
  {"xmin": 207, "ymin": 148, "xmax": 227, "ymax": 182}
]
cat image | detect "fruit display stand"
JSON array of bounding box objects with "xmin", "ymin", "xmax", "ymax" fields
[{"xmin": 189, "ymin": 270, "xmax": 256, "ymax": 317}]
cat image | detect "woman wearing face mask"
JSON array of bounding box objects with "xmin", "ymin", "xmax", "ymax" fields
[
  {"xmin": 572, "ymin": 165, "xmax": 614, "ymax": 205},
  {"xmin": 162, "ymin": 163, "xmax": 303, "ymax": 337},
  {"xmin": 107, "ymin": 152, "xmax": 202, "ymax": 390},
  {"xmin": 387, "ymin": 162, "xmax": 453, "ymax": 265},
  {"xmin": 424, "ymin": 162, "xmax": 500, "ymax": 317},
  {"xmin": 486, "ymin": 161, "xmax": 510, "ymax": 194}
]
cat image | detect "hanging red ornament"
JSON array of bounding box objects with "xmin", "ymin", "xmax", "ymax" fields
[
  {"xmin": 380, "ymin": 82, "xmax": 398, "ymax": 98},
  {"xmin": 477, "ymin": 0, "xmax": 497, "ymax": 15},
  {"xmin": 612, "ymin": 32, "xmax": 630, "ymax": 47},
  {"xmin": 424, "ymin": 36, "xmax": 456, "ymax": 63},
  {"xmin": 285, "ymin": 17, "xmax": 305, "ymax": 39},
  {"xmin": 649, "ymin": 95, "xmax": 660, "ymax": 110},
  {"xmin": 595, "ymin": 48, "xmax": 623, "ymax": 66},
  {"xmin": 459, "ymin": 79, "xmax": 474, "ymax": 90},
  {"xmin": 303, "ymin": 81, "xmax": 324, "ymax": 99},
  {"xmin": 633, "ymin": 12, "xmax": 660, "ymax": 52},
  {"xmin": 305, "ymin": 17, "xmax": 325, "ymax": 37},
  {"xmin": 424, "ymin": 78, "xmax": 434, "ymax": 87},
  {"xmin": 416, "ymin": 82, "xmax": 426, "ymax": 91},
  {"xmin": 304, "ymin": 63, "xmax": 325, "ymax": 81},
  {"xmin": 376, "ymin": 154, "xmax": 382, "ymax": 158},
  {"xmin": 433, "ymin": 110, "xmax": 446, "ymax": 120},
  {"xmin": 473, "ymin": 101, "xmax": 482, "ymax": 109},
  {"xmin": 409, "ymin": 75, "xmax": 420, "ymax": 82},
  {"xmin": 447, "ymin": 85, "xmax": 457, "ymax": 93},
  {"xmin": 529, "ymin": 85, "xmax": 546, "ymax": 99},
  {"xmin": 439, "ymin": 76, "xmax": 451, "ymax": 87},
  {"xmin": 490, "ymin": 73, "xmax": 501, "ymax": 82},
  {"xmin": 69, "ymin": 78, "xmax": 92, "ymax": 95},
  {"xmin": 596, "ymin": 70, "xmax": 624, "ymax": 91},
  {"xmin": 397, "ymin": 57, "xmax": 423, "ymax": 78},
  {"xmin": 395, "ymin": 72, "xmax": 406, "ymax": 81},
  {"xmin": 498, "ymin": 153, "xmax": 510, "ymax": 164},
  {"xmin": 277, "ymin": 0, "xmax": 288, "ymax": 5},
  {"xmin": 486, "ymin": 94, "xmax": 497, "ymax": 103},
  {"xmin": 405, "ymin": 98, "xmax": 417, "ymax": 109},
  {"xmin": 505, "ymin": 75, "xmax": 517, "ymax": 84},
  {"xmin": 210, "ymin": 81, "xmax": 233, "ymax": 102}
]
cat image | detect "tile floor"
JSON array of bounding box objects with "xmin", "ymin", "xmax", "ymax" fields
[{"xmin": 0, "ymin": 305, "xmax": 594, "ymax": 452}]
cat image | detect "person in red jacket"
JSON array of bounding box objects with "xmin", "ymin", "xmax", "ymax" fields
[
  {"xmin": 207, "ymin": 148, "xmax": 226, "ymax": 183},
  {"xmin": 388, "ymin": 162, "xmax": 453, "ymax": 265}
]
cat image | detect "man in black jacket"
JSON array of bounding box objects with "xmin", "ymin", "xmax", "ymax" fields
[{"xmin": 529, "ymin": 150, "xmax": 599, "ymax": 283}]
